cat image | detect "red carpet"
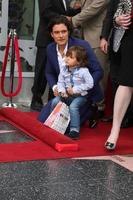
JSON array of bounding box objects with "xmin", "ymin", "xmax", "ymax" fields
[{"xmin": 0, "ymin": 108, "xmax": 133, "ymax": 163}]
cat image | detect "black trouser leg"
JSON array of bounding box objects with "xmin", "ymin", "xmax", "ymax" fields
[
  {"xmin": 31, "ymin": 47, "xmax": 47, "ymax": 103},
  {"xmin": 31, "ymin": 47, "xmax": 47, "ymax": 111}
]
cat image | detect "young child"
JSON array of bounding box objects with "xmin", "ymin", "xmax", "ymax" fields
[{"xmin": 51, "ymin": 46, "xmax": 94, "ymax": 139}]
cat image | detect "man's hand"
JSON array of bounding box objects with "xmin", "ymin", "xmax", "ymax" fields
[
  {"xmin": 66, "ymin": 16, "xmax": 72, "ymax": 21},
  {"xmin": 73, "ymin": 1, "xmax": 81, "ymax": 9},
  {"xmin": 100, "ymin": 38, "xmax": 108, "ymax": 54},
  {"xmin": 61, "ymin": 92, "xmax": 68, "ymax": 98},
  {"xmin": 53, "ymin": 86, "xmax": 59, "ymax": 96},
  {"xmin": 115, "ymin": 14, "xmax": 131, "ymax": 29},
  {"xmin": 67, "ymin": 87, "xmax": 74, "ymax": 95}
]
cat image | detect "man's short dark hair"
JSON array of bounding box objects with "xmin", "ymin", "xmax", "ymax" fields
[{"xmin": 48, "ymin": 15, "xmax": 72, "ymax": 34}]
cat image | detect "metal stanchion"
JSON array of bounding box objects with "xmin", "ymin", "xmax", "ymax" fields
[
  {"xmin": 1, "ymin": 29, "xmax": 22, "ymax": 108},
  {"xmin": 2, "ymin": 29, "xmax": 17, "ymax": 108}
]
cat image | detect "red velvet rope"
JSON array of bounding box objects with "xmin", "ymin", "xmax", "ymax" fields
[{"xmin": 1, "ymin": 35, "xmax": 22, "ymax": 97}]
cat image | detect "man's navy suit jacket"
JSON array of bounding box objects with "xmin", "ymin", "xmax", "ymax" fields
[{"xmin": 38, "ymin": 37, "xmax": 104, "ymax": 124}]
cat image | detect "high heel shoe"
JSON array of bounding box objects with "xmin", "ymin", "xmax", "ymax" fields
[{"xmin": 105, "ymin": 141, "xmax": 116, "ymax": 150}]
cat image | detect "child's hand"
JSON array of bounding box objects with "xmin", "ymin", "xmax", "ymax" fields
[{"xmin": 67, "ymin": 87, "xmax": 74, "ymax": 95}]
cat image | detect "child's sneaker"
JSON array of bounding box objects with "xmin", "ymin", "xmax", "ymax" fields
[{"xmin": 69, "ymin": 131, "xmax": 80, "ymax": 140}]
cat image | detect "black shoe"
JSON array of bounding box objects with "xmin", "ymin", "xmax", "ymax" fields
[
  {"xmin": 30, "ymin": 101, "xmax": 43, "ymax": 111},
  {"xmin": 105, "ymin": 142, "xmax": 116, "ymax": 150},
  {"xmin": 97, "ymin": 110, "xmax": 105, "ymax": 119},
  {"xmin": 30, "ymin": 96, "xmax": 43, "ymax": 111},
  {"xmin": 69, "ymin": 131, "xmax": 80, "ymax": 140},
  {"xmin": 101, "ymin": 116, "xmax": 113, "ymax": 123},
  {"xmin": 88, "ymin": 104, "xmax": 98, "ymax": 128},
  {"xmin": 88, "ymin": 119, "xmax": 98, "ymax": 128}
]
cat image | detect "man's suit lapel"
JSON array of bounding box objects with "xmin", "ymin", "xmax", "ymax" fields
[
  {"xmin": 52, "ymin": 44, "xmax": 60, "ymax": 74},
  {"xmin": 65, "ymin": 0, "xmax": 70, "ymax": 10},
  {"xmin": 68, "ymin": 37, "xmax": 74, "ymax": 48},
  {"xmin": 59, "ymin": 0, "xmax": 67, "ymax": 12}
]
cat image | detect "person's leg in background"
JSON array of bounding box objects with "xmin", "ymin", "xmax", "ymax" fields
[
  {"xmin": 88, "ymin": 83, "xmax": 105, "ymax": 128},
  {"xmin": 102, "ymin": 47, "xmax": 121, "ymax": 122},
  {"xmin": 105, "ymin": 86, "xmax": 133, "ymax": 149},
  {"xmin": 93, "ymin": 47, "xmax": 110, "ymax": 118},
  {"xmin": 103, "ymin": 82, "xmax": 133, "ymax": 127},
  {"xmin": 103, "ymin": 51, "xmax": 133, "ymax": 127},
  {"xmin": 31, "ymin": 47, "xmax": 47, "ymax": 111},
  {"xmin": 94, "ymin": 48, "xmax": 109, "ymax": 93}
]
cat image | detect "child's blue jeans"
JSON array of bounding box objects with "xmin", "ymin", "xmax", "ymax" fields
[{"xmin": 51, "ymin": 95, "xmax": 87, "ymax": 133}]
